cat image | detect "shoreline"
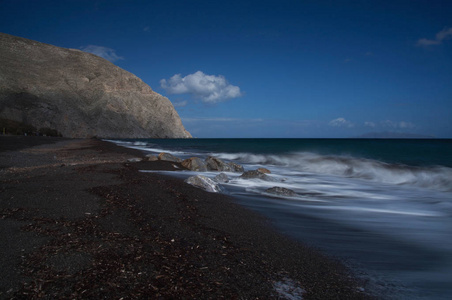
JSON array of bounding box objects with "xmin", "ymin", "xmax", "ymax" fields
[{"xmin": 0, "ymin": 136, "xmax": 369, "ymax": 299}]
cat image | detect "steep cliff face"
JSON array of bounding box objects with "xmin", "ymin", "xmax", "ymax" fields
[{"xmin": 0, "ymin": 33, "xmax": 191, "ymax": 138}]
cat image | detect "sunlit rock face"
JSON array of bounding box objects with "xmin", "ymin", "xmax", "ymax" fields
[{"xmin": 0, "ymin": 32, "xmax": 191, "ymax": 138}]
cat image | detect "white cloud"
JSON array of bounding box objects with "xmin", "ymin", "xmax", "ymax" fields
[
  {"xmin": 80, "ymin": 45, "xmax": 124, "ymax": 62},
  {"xmin": 364, "ymin": 121, "xmax": 376, "ymax": 128},
  {"xmin": 329, "ymin": 118, "xmax": 354, "ymax": 128},
  {"xmin": 160, "ymin": 71, "xmax": 242, "ymax": 103},
  {"xmin": 416, "ymin": 27, "xmax": 452, "ymax": 46}
]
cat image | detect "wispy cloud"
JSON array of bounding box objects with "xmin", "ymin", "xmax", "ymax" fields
[
  {"xmin": 160, "ymin": 71, "xmax": 242, "ymax": 103},
  {"xmin": 80, "ymin": 45, "xmax": 124, "ymax": 62},
  {"xmin": 364, "ymin": 121, "xmax": 376, "ymax": 128},
  {"xmin": 329, "ymin": 118, "xmax": 354, "ymax": 128},
  {"xmin": 416, "ymin": 27, "xmax": 452, "ymax": 46},
  {"xmin": 381, "ymin": 120, "xmax": 415, "ymax": 129}
]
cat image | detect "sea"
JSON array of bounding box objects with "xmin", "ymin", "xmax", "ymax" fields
[{"xmin": 107, "ymin": 138, "xmax": 452, "ymax": 299}]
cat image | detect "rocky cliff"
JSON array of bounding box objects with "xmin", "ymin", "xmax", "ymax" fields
[{"xmin": 0, "ymin": 33, "xmax": 191, "ymax": 138}]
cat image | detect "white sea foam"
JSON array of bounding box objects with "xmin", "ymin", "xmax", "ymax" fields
[
  {"xmin": 117, "ymin": 139, "xmax": 452, "ymax": 299},
  {"xmin": 273, "ymin": 277, "xmax": 305, "ymax": 300},
  {"xmin": 216, "ymin": 151, "xmax": 452, "ymax": 192}
]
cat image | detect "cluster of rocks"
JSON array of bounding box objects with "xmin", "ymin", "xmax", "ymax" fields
[{"xmin": 130, "ymin": 152, "xmax": 297, "ymax": 197}]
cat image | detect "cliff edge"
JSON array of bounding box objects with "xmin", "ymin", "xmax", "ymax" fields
[{"xmin": 0, "ymin": 33, "xmax": 191, "ymax": 138}]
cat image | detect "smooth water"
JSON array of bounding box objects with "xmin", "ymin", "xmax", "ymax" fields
[{"xmin": 109, "ymin": 138, "xmax": 452, "ymax": 299}]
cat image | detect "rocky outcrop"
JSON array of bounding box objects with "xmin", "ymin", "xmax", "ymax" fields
[{"xmin": 0, "ymin": 33, "xmax": 191, "ymax": 138}]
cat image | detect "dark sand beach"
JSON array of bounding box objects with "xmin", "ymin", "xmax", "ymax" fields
[{"xmin": 0, "ymin": 136, "xmax": 368, "ymax": 299}]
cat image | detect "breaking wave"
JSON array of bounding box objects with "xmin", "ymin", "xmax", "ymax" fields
[{"xmin": 216, "ymin": 152, "xmax": 452, "ymax": 192}]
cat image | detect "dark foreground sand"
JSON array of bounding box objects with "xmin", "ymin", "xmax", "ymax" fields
[{"xmin": 0, "ymin": 137, "xmax": 370, "ymax": 299}]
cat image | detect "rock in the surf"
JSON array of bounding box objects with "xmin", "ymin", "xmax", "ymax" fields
[
  {"xmin": 240, "ymin": 170, "xmax": 272, "ymax": 181},
  {"xmin": 185, "ymin": 175, "xmax": 221, "ymax": 193},
  {"xmin": 205, "ymin": 156, "xmax": 232, "ymax": 172},
  {"xmin": 257, "ymin": 167, "xmax": 271, "ymax": 174},
  {"xmin": 214, "ymin": 173, "xmax": 229, "ymax": 183},
  {"xmin": 228, "ymin": 162, "xmax": 245, "ymax": 173},
  {"xmin": 182, "ymin": 157, "xmax": 208, "ymax": 171},
  {"xmin": 205, "ymin": 156, "xmax": 244, "ymax": 172},
  {"xmin": 158, "ymin": 152, "xmax": 182, "ymax": 163},
  {"xmin": 266, "ymin": 186, "xmax": 296, "ymax": 197}
]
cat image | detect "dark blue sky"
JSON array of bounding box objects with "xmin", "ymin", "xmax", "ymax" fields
[{"xmin": 1, "ymin": 0, "xmax": 451, "ymax": 137}]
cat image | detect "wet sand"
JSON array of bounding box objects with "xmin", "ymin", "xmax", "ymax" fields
[{"xmin": 0, "ymin": 136, "xmax": 370, "ymax": 299}]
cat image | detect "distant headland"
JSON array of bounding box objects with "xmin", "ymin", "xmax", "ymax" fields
[{"xmin": 0, "ymin": 33, "xmax": 191, "ymax": 138}]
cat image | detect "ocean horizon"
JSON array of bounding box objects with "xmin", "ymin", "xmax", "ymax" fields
[{"xmin": 109, "ymin": 138, "xmax": 452, "ymax": 299}]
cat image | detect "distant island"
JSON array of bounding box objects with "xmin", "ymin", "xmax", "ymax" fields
[{"xmin": 355, "ymin": 132, "xmax": 436, "ymax": 139}]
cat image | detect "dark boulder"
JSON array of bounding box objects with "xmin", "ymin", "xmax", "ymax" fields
[
  {"xmin": 185, "ymin": 175, "xmax": 221, "ymax": 193},
  {"xmin": 214, "ymin": 173, "xmax": 229, "ymax": 183},
  {"xmin": 240, "ymin": 170, "xmax": 272, "ymax": 181},
  {"xmin": 181, "ymin": 157, "xmax": 208, "ymax": 171},
  {"xmin": 265, "ymin": 187, "xmax": 296, "ymax": 197},
  {"xmin": 206, "ymin": 156, "xmax": 232, "ymax": 172},
  {"xmin": 158, "ymin": 152, "xmax": 182, "ymax": 163}
]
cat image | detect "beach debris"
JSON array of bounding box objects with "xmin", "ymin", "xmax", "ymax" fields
[
  {"xmin": 144, "ymin": 154, "xmax": 158, "ymax": 161},
  {"xmin": 257, "ymin": 167, "xmax": 271, "ymax": 174},
  {"xmin": 265, "ymin": 187, "xmax": 296, "ymax": 197},
  {"xmin": 181, "ymin": 157, "xmax": 208, "ymax": 171},
  {"xmin": 240, "ymin": 170, "xmax": 273, "ymax": 181},
  {"xmin": 185, "ymin": 175, "xmax": 222, "ymax": 193},
  {"xmin": 158, "ymin": 152, "xmax": 182, "ymax": 163},
  {"xmin": 214, "ymin": 173, "xmax": 229, "ymax": 183},
  {"xmin": 127, "ymin": 158, "xmax": 142, "ymax": 162}
]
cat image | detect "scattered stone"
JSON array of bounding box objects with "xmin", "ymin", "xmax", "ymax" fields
[
  {"xmin": 185, "ymin": 175, "xmax": 221, "ymax": 193},
  {"xmin": 158, "ymin": 152, "xmax": 182, "ymax": 163},
  {"xmin": 266, "ymin": 187, "xmax": 296, "ymax": 197},
  {"xmin": 205, "ymin": 156, "xmax": 231, "ymax": 172},
  {"xmin": 144, "ymin": 154, "xmax": 158, "ymax": 161},
  {"xmin": 228, "ymin": 162, "xmax": 245, "ymax": 173},
  {"xmin": 214, "ymin": 173, "xmax": 229, "ymax": 183},
  {"xmin": 240, "ymin": 170, "xmax": 272, "ymax": 181},
  {"xmin": 127, "ymin": 157, "xmax": 142, "ymax": 162},
  {"xmin": 257, "ymin": 167, "xmax": 271, "ymax": 174},
  {"xmin": 181, "ymin": 157, "xmax": 208, "ymax": 171}
]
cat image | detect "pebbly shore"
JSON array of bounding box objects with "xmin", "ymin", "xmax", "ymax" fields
[{"xmin": 0, "ymin": 136, "xmax": 371, "ymax": 299}]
